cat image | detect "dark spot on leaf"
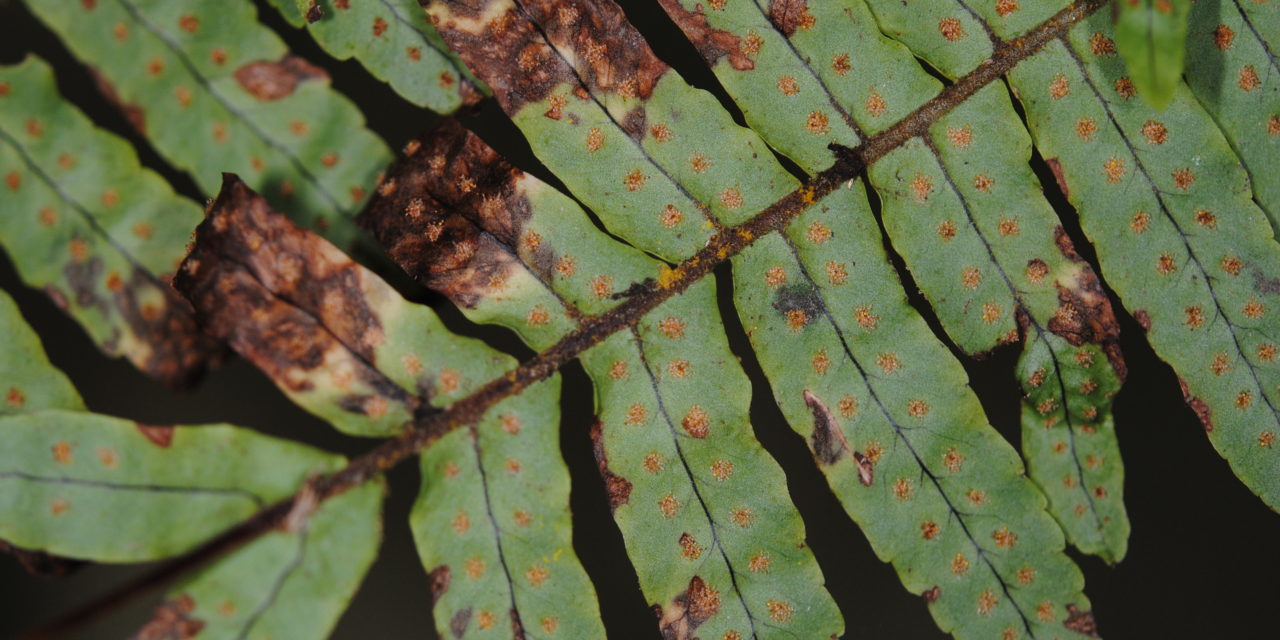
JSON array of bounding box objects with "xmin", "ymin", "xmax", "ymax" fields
[
  {"xmin": 772, "ymin": 282, "xmax": 822, "ymax": 322},
  {"xmin": 1178, "ymin": 377, "xmax": 1214, "ymax": 432},
  {"xmin": 1063, "ymin": 604, "xmax": 1100, "ymax": 637},
  {"xmin": 234, "ymin": 55, "xmax": 328, "ymax": 101},
  {"xmin": 922, "ymin": 585, "xmax": 941, "ymax": 603},
  {"xmin": 510, "ymin": 609, "xmax": 527, "ymax": 639},
  {"xmin": 305, "ymin": 1, "xmax": 323, "ymax": 23},
  {"xmin": 136, "ymin": 423, "xmax": 175, "ymax": 448},
  {"xmin": 1251, "ymin": 269, "xmax": 1280, "ymax": 296},
  {"xmin": 1048, "ymin": 227, "xmax": 1126, "ymax": 378},
  {"xmin": 1046, "ymin": 157, "xmax": 1069, "ymax": 199},
  {"xmin": 589, "ymin": 420, "xmax": 631, "ymax": 511},
  {"xmin": 803, "ymin": 389, "xmax": 851, "ymax": 465},
  {"xmin": 621, "ymin": 106, "xmax": 647, "ymax": 141},
  {"xmin": 1133, "ymin": 309, "xmax": 1151, "ymax": 331},
  {"xmin": 134, "ymin": 594, "xmax": 204, "ymax": 640},
  {"xmin": 426, "ymin": 564, "xmax": 450, "ymax": 604},
  {"xmin": 658, "ymin": 575, "xmax": 720, "ymax": 639},
  {"xmin": 658, "ymin": 0, "xmax": 755, "ymax": 71},
  {"xmin": 768, "ymin": 0, "xmax": 816, "ymax": 36},
  {"xmin": 449, "ymin": 606, "xmax": 472, "ymax": 639},
  {"xmin": 89, "ymin": 67, "xmax": 145, "ymax": 133}
]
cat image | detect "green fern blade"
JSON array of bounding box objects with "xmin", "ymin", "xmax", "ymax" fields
[
  {"xmin": 0, "ymin": 56, "xmax": 217, "ymax": 388},
  {"xmin": 24, "ymin": 0, "xmax": 391, "ymax": 249},
  {"xmin": 362, "ymin": 123, "xmax": 842, "ymax": 639},
  {"xmin": 148, "ymin": 479, "xmax": 383, "ymax": 640},
  {"xmin": 1113, "ymin": 0, "xmax": 1191, "ymax": 109},
  {"xmin": 423, "ymin": 0, "xmax": 1100, "ymax": 636},
  {"xmin": 660, "ymin": 0, "xmax": 1129, "ymax": 562},
  {"xmin": 173, "ymin": 176, "xmax": 605, "ymax": 637},
  {"xmin": 0, "ymin": 289, "xmax": 84, "ymax": 415},
  {"xmin": 258, "ymin": 0, "xmax": 480, "ymax": 113},
  {"xmin": 1185, "ymin": 0, "xmax": 1280, "ymax": 230},
  {"xmin": 0, "ymin": 409, "xmax": 344, "ymax": 562}
]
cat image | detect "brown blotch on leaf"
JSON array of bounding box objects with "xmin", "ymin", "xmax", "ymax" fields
[
  {"xmin": 1133, "ymin": 309, "xmax": 1151, "ymax": 332},
  {"xmin": 1178, "ymin": 377, "xmax": 1214, "ymax": 432},
  {"xmin": 804, "ymin": 389, "xmax": 852, "ymax": 465},
  {"xmin": 658, "ymin": 575, "xmax": 721, "ymax": 639},
  {"xmin": 1063, "ymin": 604, "xmax": 1100, "ymax": 637},
  {"xmin": 234, "ymin": 55, "xmax": 328, "ymax": 101},
  {"xmin": 358, "ymin": 121, "xmax": 547, "ymax": 310},
  {"xmin": 1046, "ymin": 227, "xmax": 1126, "ymax": 378},
  {"xmin": 589, "ymin": 420, "xmax": 631, "ymax": 512},
  {"xmin": 768, "ymin": 0, "xmax": 816, "ymax": 36},
  {"xmin": 449, "ymin": 607, "xmax": 472, "ymax": 638},
  {"xmin": 305, "ymin": 1, "xmax": 323, "ymax": 23},
  {"xmin": 1045, "ymin": 157, "xmax": 1069, "ymax": 198},
  {"xmin": 426, "ymin": 564, "xmax": 451, "ymax": 604},
  {"xmin": 135, "ymin": 594, "xmax": 204, "ymax": 640},
  {"xmin": 659, "ymin": 0, "xmax": 755, "ymax": 71},
  {"xmin": 922, "ymin": 585, "xmax": 941, "ymax": 604},
  {"xmin": 89, "ymin": 67, "xmax": 146, "ymax": 133},
  {"xmin": 136, "ymin": 423, "xmax": 175, "ymax": 448}
]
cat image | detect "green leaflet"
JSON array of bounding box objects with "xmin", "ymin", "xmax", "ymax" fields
[
  {"xmin": 880, "ymin": 0, "xmax": 1280, "ymax": 512},
  {"xmin": 142, "ymin": 480, "xmax": 383, "ymax": 640},
  {"xmin": 0, "ymin": 289, "xmax": 84, "ymax": 415},
  {"xmin": 25, "ymin": 0, "xmax": 391, "ymax": 249},
  {"xmin": 260, "ymin": 0, "xmax": 480, "ymax": 113},
  {"xmin": 1113, "ymin": 0, "xmax": 1190, "ymax": 109},
  {"xmin": 173, "ymin": 177, "xmax": 605, "ymax": 638},
  {"xmin": 364, "ymin": 122, "xmax": 840, "ymax": 639},
  {"xmin": 661, "ymin": 0, "xmax": 1130, "ymax": 562},
  {"xmin": 0, "ymin": 409, "xmax": 343, "ymax": 562},
  {"xmin": 1185, "ymin": 0, "xmax": 1280, "ymax": 229},
  {"xmin": 0, "ymin": 56, "xmax": 216, "ymax": 388},
  {"xmin": 425, "ymin": 1, "xmax": 1097, "ymax": 637}
]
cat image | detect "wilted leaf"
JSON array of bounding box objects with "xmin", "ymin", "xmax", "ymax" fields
[
  {"xmin": 25, "ymin": 0, "xmax": 391, "ymax": 248},
  {"xmin": 174, "ymin": 176, "xmax": 605, "ymax": 636},
  {"xmin": 0, "ymin": 56, "xmax": 218, "ymax": 388}
]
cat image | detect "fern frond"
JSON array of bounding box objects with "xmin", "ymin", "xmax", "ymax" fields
[
  {"xmin": 1185, "ymin": 0, "xmax": 1280, "ymax": 230},
  {"xmin": 661, "ymin": 0, "xmax": 1130, "ymax": 563},
  {"xmin": 174, "ymin": 176, "xmax": 605, "ymax": 638},
  {"xmin": 25, "ymin": 0, "xmax": 391, "ymax": 248},
  {"xmin": 363, "ymin": 122, "xmax": 843, "ymax": 639},
  {"xmin": 0, "ymin": 289, "xmax": 83, "ymax": 414},
  {"xmin": 261, "ymin": 0, "xmax": 483, "ymax": 113},
  {"xmin": 0, "ymin": 56, "xmax": 217, "ymax": 388}
]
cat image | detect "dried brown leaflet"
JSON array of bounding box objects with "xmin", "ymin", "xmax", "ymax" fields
[{"xmin": 20, "ymin": 1, "xmax": 1110, "ymax": 635}]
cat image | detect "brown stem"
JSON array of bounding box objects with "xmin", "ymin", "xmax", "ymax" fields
[{"xmin": 19, "ymin": 1, "xmax": 1108, "ymax": 636}]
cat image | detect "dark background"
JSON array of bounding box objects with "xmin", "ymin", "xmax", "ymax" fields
[{"xmin": 1, "ymin": 0, "xmax": 1277, "ymax": 637}]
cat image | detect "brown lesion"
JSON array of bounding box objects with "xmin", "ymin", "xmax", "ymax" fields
[
  {"xmin": 1063, "ymin": 603, "xmax": 1099, "ymax": 637},
  {"xmin": 233, "ymin": 54, "xmax": 328, "ymax": 101},
  {"xmin": 134, "ymin": 594, "xmax": 204, "ymax": 640},
  {"xmin": 767, "ymin": 0, "xmax": 816, "ymax": 36},
  {"xmin": 88, "ymin": 67, "xmax": 145, "ymax": 133},
  {"xmin": 657, "ymin": 0, "xmax": 755, "ymax": 71},
  {"xmin": 174, "ymin": 175, "xmax": 414, "ymax": 417},
  {"xmin": 1178, "ymin": 377, "xmax": 1214, "ymax": 432},
  {"xmin": 428, "ymin": 0, "xmax": 669, "ymax": 112},
  {"xmin": 1046, "ymin": 227, "xmax": 1126, "ymax": 378},
  {"xmin": 358, "ymin": 120, "xmax": 551, "ymax": 309},
  {"xmin": 589, "ymin": 420, "xmax": 632, "ymax": 511},
  {"xmin": 656, "ymin": 575, "xmax": 720, "ymax": 640}
]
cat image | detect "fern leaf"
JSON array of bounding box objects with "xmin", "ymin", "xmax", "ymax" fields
[
  {"xmin": 659, "ymin": 0, "xmax": 1130, "ymax": 563},
  {"xmin": 0, "ymin": 409, "xmax": 343, "ymax": 562},
  {"xmin": 363, "ymin": 121, "xmax": 842, "ymax": 639},
  {"xmin": 0, "ymin": 56, "xmax": 217, "ymax": 388},
  {"xmin": 424, "ymin": 0, "xmax": 1098, "ymax": 636},
  {"xmin": 1185, "ymin": 0, "xmax": 1280, "ymax": 229},
  {"xmin": 0, "ymin": 289, "xmax": 84, "ymax": 414},
  {"xmin": 25, "ymin": 0, "xmax": 391, "ymax": 248},
  {"xmin": 1113, "ymin": 0, "xmax": 1191, "ymax": 109},
  {"xmin": 260, "ymin": 0, "xmax": 482, "ymax": 113},
  {"xmin": 874, "ymin": 0, "xmax": 1280, "ymax": 512},
  {"xmin": 142, "ymin": 480, "xmax": 383, "ymax": 640},
  {"xmin": 174, "ymin": 176, "xmax": 605, "ymax": 638}
]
